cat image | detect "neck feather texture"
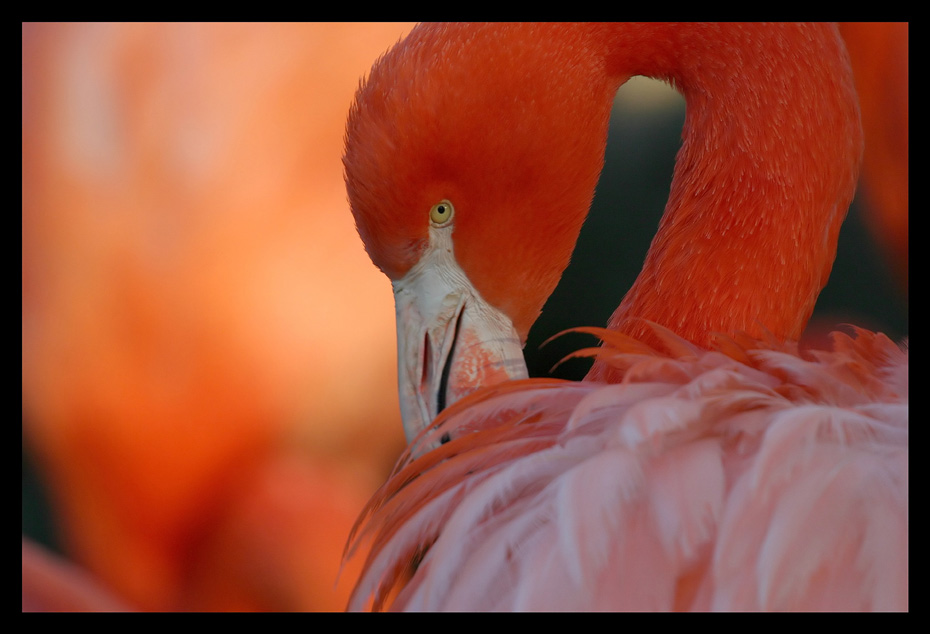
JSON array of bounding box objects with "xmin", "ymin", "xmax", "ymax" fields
[{"xmin": 587, "ymin": 23, "xmax": 862, "ymax": 375}]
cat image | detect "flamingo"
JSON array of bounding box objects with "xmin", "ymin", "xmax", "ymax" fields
[{"xmin": 341, "ymin": 23, "xmax": 908, "ymax": 611}]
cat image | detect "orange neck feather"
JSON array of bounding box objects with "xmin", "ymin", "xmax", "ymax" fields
[{"xmin": 589, "ymin": 23, "xmax": 862, "ymax": 368}]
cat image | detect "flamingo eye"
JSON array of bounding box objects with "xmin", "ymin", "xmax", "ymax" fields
[{"xmin": 429, "ymin": 200, "xmax": 454, "ymax": 226}]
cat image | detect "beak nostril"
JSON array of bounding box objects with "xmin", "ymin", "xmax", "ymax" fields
[
  {"xmin": 436, "ymin": 307, "xmax": 464, "ymax": 415},
  {"xmin": 421, "ymin": 331, "xmax": 431, "ymax": 386}
]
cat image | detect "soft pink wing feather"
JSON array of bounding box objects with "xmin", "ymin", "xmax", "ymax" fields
[{"xmin": 346, "ymin": 328, "xmax": 907, "ymax": 611}]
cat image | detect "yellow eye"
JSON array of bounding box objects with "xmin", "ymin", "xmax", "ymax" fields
[{"xmin": 429, "ymin": 199, "xmax": 455, "ymax": 226}]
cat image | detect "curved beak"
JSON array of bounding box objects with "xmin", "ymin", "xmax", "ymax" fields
[{"xmin": 392, "ymin": 245, "xmax": 527, "ymax": 448}]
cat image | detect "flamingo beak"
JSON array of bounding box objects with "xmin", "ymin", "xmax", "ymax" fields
[{"xmin": 391, "ymin": 233, "xmax": 527, "ymax": 448}]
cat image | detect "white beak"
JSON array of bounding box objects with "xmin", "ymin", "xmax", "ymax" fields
[{"xmin": 392, "ymin": 224, "xmax": 527, "ymax": 449}]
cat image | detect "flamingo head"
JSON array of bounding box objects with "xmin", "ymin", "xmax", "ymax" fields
[{"xmin": 344, "ymin": 23, "xmax": 617, "ymax": 443}]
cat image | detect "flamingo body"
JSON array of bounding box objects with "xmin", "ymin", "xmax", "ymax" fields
[
  {"xmin": 347, "ymin": 326, "xmax": 907, "ymax": 610},
  {"xmin": 342, "ymin": 22, "xmax": 908, "ymax": 611}
]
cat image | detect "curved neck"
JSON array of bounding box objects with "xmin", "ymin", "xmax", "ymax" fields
[{"xmin": 590, "ymin": 23, "xmax": 862, "ymax": 359}]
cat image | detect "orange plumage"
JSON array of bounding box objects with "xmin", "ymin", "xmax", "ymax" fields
[{"xmin": 343, "ymin": 23, "xmax": 908, "ymax": 611}]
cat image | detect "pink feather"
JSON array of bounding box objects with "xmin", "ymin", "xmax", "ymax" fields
[{"xmin": 346, "ymin": 327, "xmax": 907, "ymax": 611}]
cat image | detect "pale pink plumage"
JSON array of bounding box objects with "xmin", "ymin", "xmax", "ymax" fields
[{"xmin": 346, "ymin": 326, "xmax": 907, "ymax": 610}]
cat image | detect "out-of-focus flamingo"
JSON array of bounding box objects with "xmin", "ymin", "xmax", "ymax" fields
[
  {"xmin": 342, "ymin": 23, "xmax": 908, "ymax": 611},
  {"xmin": 839, "ymin": 22, "xmax": 908, "ymax": 293},
  {"xmin": 22, "ymin": 22, "xmax": 414, "ymax": 611},
  {"xmin": 22, "ymin": 537, "xmax": 131, "ymax": 612}
]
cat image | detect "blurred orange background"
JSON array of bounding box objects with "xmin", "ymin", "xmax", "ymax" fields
[
  {"xmin": 22, "ymin": 22, "xmax": 906, "ymax": 612},
  {"xmin": 23, "ymin": 22, "xmax": 414, "ymax": 611}
]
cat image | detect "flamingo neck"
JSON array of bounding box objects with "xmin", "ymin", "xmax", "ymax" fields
[{"xmin": 589, "ymin": 23, "xmax": 861, "ymax": 365}]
